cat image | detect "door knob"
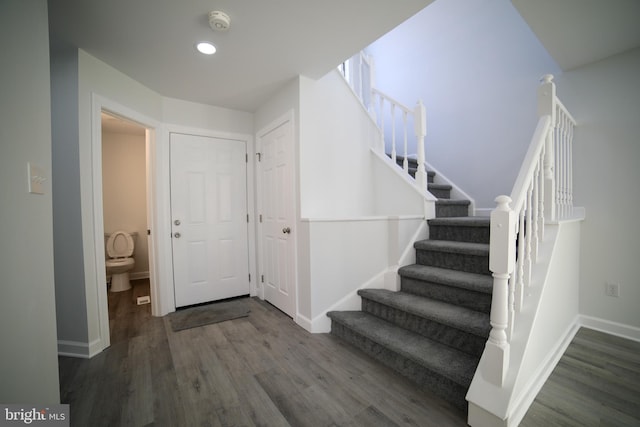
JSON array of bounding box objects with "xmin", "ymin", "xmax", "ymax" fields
[
  {"xmin": 174, "ymin": 232, "xmax": 181, "ymax": 238},
  {"xmin": 174, "ymin": 219, "xmax": 181, "ymax": 226},
  {"xmin": 282, "ymin": 227, "xmax": 291, "ymax": 234}
]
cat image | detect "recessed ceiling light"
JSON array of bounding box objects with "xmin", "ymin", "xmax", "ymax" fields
[{"xmin": 196, "ymin": 42, "xmax": 217, "ymax": 55}]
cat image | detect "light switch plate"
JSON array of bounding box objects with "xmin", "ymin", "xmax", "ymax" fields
[{"xmin": 28, "ymin": 162, "xmax": 46, "ymax": 195}]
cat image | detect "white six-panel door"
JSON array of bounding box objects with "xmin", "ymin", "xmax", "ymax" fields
[
  {"xmin": 260, "ymin": 120, "xmax": 296, "ymax": 318},
  {"xmin": 170, "ymin": 133, "xmax": 249, "ymax": 308}
]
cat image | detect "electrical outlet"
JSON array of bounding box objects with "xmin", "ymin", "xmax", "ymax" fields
[{"xmin": 605, "ymin": 283, "xmax": 620, "ymax": 298}]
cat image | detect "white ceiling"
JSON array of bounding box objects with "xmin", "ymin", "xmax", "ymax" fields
[
  {"xmin": 48, "ymin": 0, "xmax": 432, "ymax": 112},
  {"xmin": 511, "ymin": 0, "xmax": 640, "ymax": 71}
]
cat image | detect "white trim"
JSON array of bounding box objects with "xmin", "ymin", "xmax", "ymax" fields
[
  {"xmin": 57, "ymin": 338, "xmax": 102, "ymax": 359},
  {"xmin": 424, "ymin": 160, "xmax": 476, "ymax": 213},
  {"xmin": 578, "ymin": 315, "xmax": 640, "ymax": 342},
  {"xmin": 301, "ymin": 214, "xmax": 424, "ymax": 223},
  {"xmin": 372, "ymin": 149, "xmax": 438, "ymax": 202},
  {"xmin": 508, "ymin": 319, "xmax": 581, "ymax": 427},
  {"xmin": 296, "ymin": 313, "xmax": 313, "ymax": 332},
  {"xmin": 334, "ymin": 68, "xmax": 378, "ymax": 128},
  {"xmin": 469, "ymin": 315, "xmax": 639, "ymax": 427},
  {"xmin": 255, "ymin": 110, "xmax": 298, "ymax": 316},
  {"xmin": 305, "ymin": 216, "xmax": 426, "ymax": 333},
  {"xmin": 91, "ymin": 94, "xmax": 163, "ymax": 355},
  {"xmin": 309, "ymin": 268, "xmax": 388, "ymax": 333}
]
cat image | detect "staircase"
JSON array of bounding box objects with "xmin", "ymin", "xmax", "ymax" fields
[{"xmin": 327, "ymin": 156, "xmax": 492, "ymax": 411}]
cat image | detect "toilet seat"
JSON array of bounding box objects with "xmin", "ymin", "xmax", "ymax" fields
[
  {"xmin": 105, "ymin": 257, "xmax": 134, "ymax": 267},
  {"xmin": 106, "ymin": 231, "xmax": 134, "ymax": 258}
]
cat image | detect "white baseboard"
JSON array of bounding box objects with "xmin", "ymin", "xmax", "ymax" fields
[
  {"xmin": 578, "ymin": 315, "xmax": 640, "ymax": 342},
  {"xmin": 508, "ymin": 319, "xmax": 581, "ymax": 427},
  {"xmin": 296, "ymin": 313, "xmax": 313, "ymax": 333},
  {"xmin": 58, "ymin": 338, "xmax": 103, "ymax": 359},
  {"xmin": 308, "ymin": 269, "xmax": 387, "ymax": 333}
]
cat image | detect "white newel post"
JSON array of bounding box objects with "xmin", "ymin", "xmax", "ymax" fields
[
  {"xmin": 486, "ymin": 195, "xmax": 515, "ymax": 386},
  {"xmin": 414, "ymin": 100, "xmax": 427, "ymax": 191},
  {"xmin": 538, "ymin": 75, "xmax": 556, "ymax": 222}
]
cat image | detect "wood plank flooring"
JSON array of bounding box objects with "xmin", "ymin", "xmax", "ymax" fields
[
  {"xmin": 59, "ymin": 280, "xmax": 640, "ymax": 426},
  {"xmin": 521, "ymin": 327, "xmax": 640, "ymax": 426},
  {"xmin": 58, "ymin": 280, "xmax": 467, "ymax": 426}
]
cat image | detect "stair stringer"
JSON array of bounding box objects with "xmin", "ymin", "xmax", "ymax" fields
[
  {"xmin": 309, "ymin": 219, "xmax": 428, "ymax": 333},
  {"xmin": 424, "ymin": 160, "xmax": 477, "ymax": 215},
  {"xmin": 371, "ymin": 149, "xmax": 438, "ymax": 215},
  {"xmin": 467, "ymin": 219, "xmax": 583, "ymax": 426}
]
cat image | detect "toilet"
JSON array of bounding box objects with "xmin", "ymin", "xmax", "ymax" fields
[{"xmin": 105, "ymin": 231, "xmax": 135, "ymax": 292}]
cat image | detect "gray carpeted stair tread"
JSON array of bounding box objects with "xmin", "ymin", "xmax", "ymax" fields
[
  {"xmin": 327, "ymin": 311, "xmax": 478, "ymax": 387},
  {"xmin": 428, "ymin": 217, "xmax": 491, "ymax": 227},
  {"xmin": 398, "ymin": 264, "xmax": 493, "ymax": 295},
  {"xmin": 435, "ymin": 199, "xmax": 470, "ymax": 206},
  {"xmin": 358, "ymin": 289, "xmax": 490, "ymax": 337},
  {"xmin": 428, "ymin": 183, "xmax": 452, "ymax": 190},
  {"xmin": 415, "ymin": 239, "xmax": 489, "ymax": 256}
]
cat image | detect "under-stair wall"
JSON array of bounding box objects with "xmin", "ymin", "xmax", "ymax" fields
[
  {"xmin": 296, "ymin": 70, "xmax": 433, "ymax": 332},
  {"xmin": 467, "ymin": 219, "xmax": 582, "ymax": 427}
]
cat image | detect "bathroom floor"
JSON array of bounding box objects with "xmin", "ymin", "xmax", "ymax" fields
[{"xmin": 107, "ymin": 278, "xmax": 151, "ymax": 345}]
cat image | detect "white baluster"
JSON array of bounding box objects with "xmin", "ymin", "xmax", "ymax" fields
[
  {"xmin": 538, "ymin": 143, "xmax": 546, "ymax": 241},
  {"xmin": 508, "ymin": 253, "xmax": 516, "ymax": 340},
  {"xmin": 532, "ymin": 161, "xmax": 540, "ymax": 262},
  {"xmin": 402, "ymin": 111, "xmax": 409, "ymax": 173},
  {"xmin": 414, "ymin": 100, "xmax": 427, "ymax": 191},
  {"xmin": 568, "ymin": 118, "xmax": 574, "ymax": 216},
  {"xmin": 515, "ymin": 209, "xmax": 525, "ymax": 312},
  {"xmin": 525, "ymin": 184, "xmax": 533, "ymax": 289},
  {"xmin": 487, "ymin": 195, "xmax": 515, "ymax": 386},
  {"xmin": 391, "ymin": 104, "xmax": 397, "ymax": 166},
  {"xmin": 539, "ymin": 75, "xmax": 557, "ymax": 222},
  {"xmin": 370, "ymin": 92, "xmax": 378, "ymax": 125}
]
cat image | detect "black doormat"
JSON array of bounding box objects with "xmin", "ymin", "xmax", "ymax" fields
[{"xmin": 169, "ymin": 298, "xmax": 250, "ymax": 332}]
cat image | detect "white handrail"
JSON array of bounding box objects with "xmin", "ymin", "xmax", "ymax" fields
[
  {"xmin": 509, "ymin": 116, "xmax": 551, "ymax": 214},
  {"xmin": 338, "ymin": 51, "xmax": 429, "ymax": 209},
  {"xmin": 484, "ymin": 75, "xmax": 576, "ymax": 387}
]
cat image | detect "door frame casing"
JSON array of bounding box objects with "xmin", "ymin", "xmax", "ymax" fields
[
  {"xmin": 255, "ymin": 110, "xmax": 299, "ymax": 318},
  {"xmin": 90, "ymin": 94, "xmax": 163, "ymax": 355}
]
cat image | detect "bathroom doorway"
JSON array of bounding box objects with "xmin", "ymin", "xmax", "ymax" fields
[{"xmin": 101, "ymin": 111, "xmax": 154, "ymax": 337}]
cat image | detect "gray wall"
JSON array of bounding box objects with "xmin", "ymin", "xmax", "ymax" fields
[
  {"xmin": 367, "ymin": 0, "xmax": 560, "ymax": 209},
  {"xmin": 0, "ymin": 0, "xmax": 60, "ymax": 403},
  {"xmin": 557, "ymin": 48, "xmax": 640, "ymax": 329},
  {"xmin": 50, "ymin": 37, "xmax": 89, "ymax": 346}
]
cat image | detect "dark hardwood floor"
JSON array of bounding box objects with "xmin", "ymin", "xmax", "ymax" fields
[
  {"xmin": 59, "ymin": 280, "xmax": 467, "ymax": 426},
  {"xmin": 521, "ymin": 327, "xmax": 640, "ymax": 426},
  {"xmin": 59, "ymin": 280, "xmax": 640, "ymax": 426}
]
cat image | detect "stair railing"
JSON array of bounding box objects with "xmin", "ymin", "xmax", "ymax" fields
[
  {"xmin": 370, "ymin": 88, "xmax": 428, "ymax": 192},
  {"xmin": 485, "ymin": 74, "xmax": 576, "ymax": 386},
  {"xmin": 338, "ymin": 52, "xmax": 429, "ymax": 194}
]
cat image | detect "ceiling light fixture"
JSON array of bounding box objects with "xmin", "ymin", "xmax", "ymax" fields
[{"xmin": 196, "ymin": 42, "xmax": 217, "ymax": 55}]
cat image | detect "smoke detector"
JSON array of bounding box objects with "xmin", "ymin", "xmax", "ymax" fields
[{"xmin": 209, "ymin": 11, "xmax": 231, "ymax": 32}]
